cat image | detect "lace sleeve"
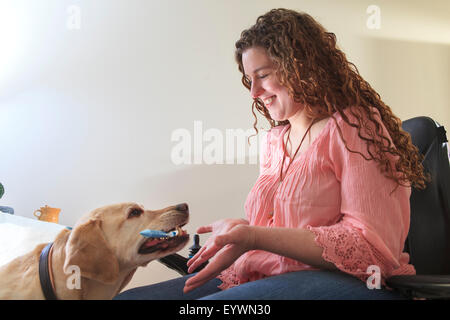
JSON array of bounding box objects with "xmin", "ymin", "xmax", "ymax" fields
[
  {"xmin": 217, "ymin": 265, "xmax": 242, "ymax": 290},
  {"xmin": 307, "ymin": 222, "xmax": 415, "ymax": 286},
  {"xmin": 307, "ymin": 223, "xmax": 388, "ymax": 284}
]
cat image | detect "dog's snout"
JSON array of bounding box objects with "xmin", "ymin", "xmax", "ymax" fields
[{"xmin": 175, "ymin": 203, "xmax": 189, "ymax": 214}]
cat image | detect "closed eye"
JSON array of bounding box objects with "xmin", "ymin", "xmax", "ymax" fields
[
  {"xmin": 128, "ymin": 208, "xmax": 143, "ymax": 218},
  {"xmin": 246, "ymin": 73, "xmax": 269, "ymax": 86}
]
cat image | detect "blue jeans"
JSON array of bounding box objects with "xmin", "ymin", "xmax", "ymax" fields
[{"xmin": 114, "ymin": 270, "xmax": 407, "ymax": 300}]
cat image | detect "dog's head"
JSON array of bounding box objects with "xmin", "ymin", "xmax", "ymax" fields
[{"xmin": 63, "ymin": 202, "xmax": 189, "ymax": 284}]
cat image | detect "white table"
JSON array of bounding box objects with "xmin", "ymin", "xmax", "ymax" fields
[{"xmin": 0, "ymin": 212, "xmax": 67, "ymax": 267}]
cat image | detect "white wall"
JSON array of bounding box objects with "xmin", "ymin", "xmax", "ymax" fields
[{"xmin": 0, "ymin": 0, "xmax": 449, "ymax": 291}]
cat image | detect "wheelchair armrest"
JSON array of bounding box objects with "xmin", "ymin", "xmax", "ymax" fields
[
  {"xmin": 158, "ymin": 254, "xmax": 190, "ymax": 275},
  {"xmin": 158, "ymin": 253, "xmax": 208, "ymax": 276},
  {"xmin": 386, "ymin": 275, "xmax": 450, "ymax": 299},
  {"xmin": 158, "ymin": 234, "xmax": 208, "ymax": 276}
]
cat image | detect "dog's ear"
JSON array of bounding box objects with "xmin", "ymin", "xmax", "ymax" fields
[{"xmin": 63, "ymin": 219, "xmax": 119, "ymax": 285}]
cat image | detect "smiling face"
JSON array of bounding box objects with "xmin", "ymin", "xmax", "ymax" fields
[{"xmin": 242, "ymin": 46, "xmax": 303, "ymax": 122}]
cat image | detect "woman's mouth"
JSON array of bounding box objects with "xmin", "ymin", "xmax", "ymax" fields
[{"xmin": 264, "ymin": 95, "xmax": 276, "ymax": 108}]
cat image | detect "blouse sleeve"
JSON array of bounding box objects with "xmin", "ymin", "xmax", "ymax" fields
[{"xmin": 307, "ymin": 110, "xmax": 416, "ymax": 285}]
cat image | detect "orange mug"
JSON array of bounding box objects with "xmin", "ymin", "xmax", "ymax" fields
[{"xmin": 33, "ymin": 205, "xmax": 61, "ymax": 223}]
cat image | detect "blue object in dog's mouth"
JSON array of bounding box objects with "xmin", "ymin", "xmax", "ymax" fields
[
  {"xmin": 138, "ymin": 226, "xmax": 189, "ymax": 254},
  {"xmin": 140, "ymin": 227, "xmax": 183, "ymax": 239}
]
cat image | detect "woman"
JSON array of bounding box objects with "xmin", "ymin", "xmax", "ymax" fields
[{"xmin": 115, "ymin": 8, "xmax": 428, "ymax": 300}]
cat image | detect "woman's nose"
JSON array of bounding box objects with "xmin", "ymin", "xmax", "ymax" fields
[{"xmin": 250, "ymin": 81, "xmax": 264, "ymax": 99}]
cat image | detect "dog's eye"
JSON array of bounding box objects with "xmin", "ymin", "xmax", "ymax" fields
[{"xmin": 128, "ymin": 208, "xmax": 143, "ymax": 218}]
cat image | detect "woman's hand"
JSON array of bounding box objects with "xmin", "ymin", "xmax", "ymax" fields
[
  {"xmin": 186, "ymin": 218, "xmax": 249, "ymax": 272},
  {"xmin": 183, "ymin": 219, "xmax": 254, "ymax": 293}
]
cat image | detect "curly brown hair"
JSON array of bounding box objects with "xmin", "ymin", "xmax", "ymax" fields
[{"xmin": 235, "ymin": 8, "xmax": 430, "ymax": 193}]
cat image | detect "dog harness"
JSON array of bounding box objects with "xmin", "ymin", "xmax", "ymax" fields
[{"xmin": 39, "ymin": 242, "xmax": 57, "ymax": 300}]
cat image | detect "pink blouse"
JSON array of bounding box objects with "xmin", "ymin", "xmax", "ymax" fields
[{"xmin": 217, "ymin": 106, "xmax": 416, "ymax": 290}]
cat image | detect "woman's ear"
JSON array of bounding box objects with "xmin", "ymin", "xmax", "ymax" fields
[{"xmin": 63, "ymin": 219, "xmax": 119, "ymax": 285}]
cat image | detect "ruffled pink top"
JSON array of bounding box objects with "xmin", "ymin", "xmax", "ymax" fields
[{"xmin": 217, "ymin": 106, "xmax": 416, "ymax": 290}]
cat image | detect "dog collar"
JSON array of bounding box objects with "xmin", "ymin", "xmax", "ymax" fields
[{"xmin": 39, "ymin": 242, "xmax": 57, "ymax": 300}]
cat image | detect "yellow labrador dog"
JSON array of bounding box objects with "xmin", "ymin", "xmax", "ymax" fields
[{"xmin": 0, "ymin": 202, "xmax": 189, "ymax": 299}]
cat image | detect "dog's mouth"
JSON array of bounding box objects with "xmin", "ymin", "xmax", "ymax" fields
[{"xmin": 138, "ymin": 225, "xmax": 189, "ymax": 255}]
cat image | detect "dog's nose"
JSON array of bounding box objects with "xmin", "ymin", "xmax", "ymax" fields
[{"xmin": 175, "ymin": 203, "xmax": 189, "ymax": 214}]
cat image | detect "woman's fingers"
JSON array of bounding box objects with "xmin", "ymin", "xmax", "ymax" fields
[
  {"xmin": 187, "ymin": 229, "xmax": 243, "ymax": 272},
  {"xmin": 187, "ymin": 244, "xmax": 218, "ymax": 272},
  {"xmin": 196, "ymin": 225, "xmax": 212, "ymax": 234},
  {"xmin": 200, "ymin": 242, "xmax": 223, "ymax": 259},
  {"xmin": 187, "ymin": 242, "xmax": 225, "ymax": 273},
  {"xmin": 184, "ymin": 260, "xmax": 223, "ymax": 293},
  {"xmin": 186, "ymin": 245, "xmax": 207, "ymax": 267},
  {"xmin": 183, "ymin": 276, "xmax": 211, "ymax": 294},
  {"xmin": 186, "ymin": 221, "xmax": 250, "ymax": 275},
  {"xmin": 187, "ymin": 258, "xmax": 206, "ymax": 274},
  {"xmin": 183, "ymin": 245, "xmax": 241, "ymax": 293}
]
